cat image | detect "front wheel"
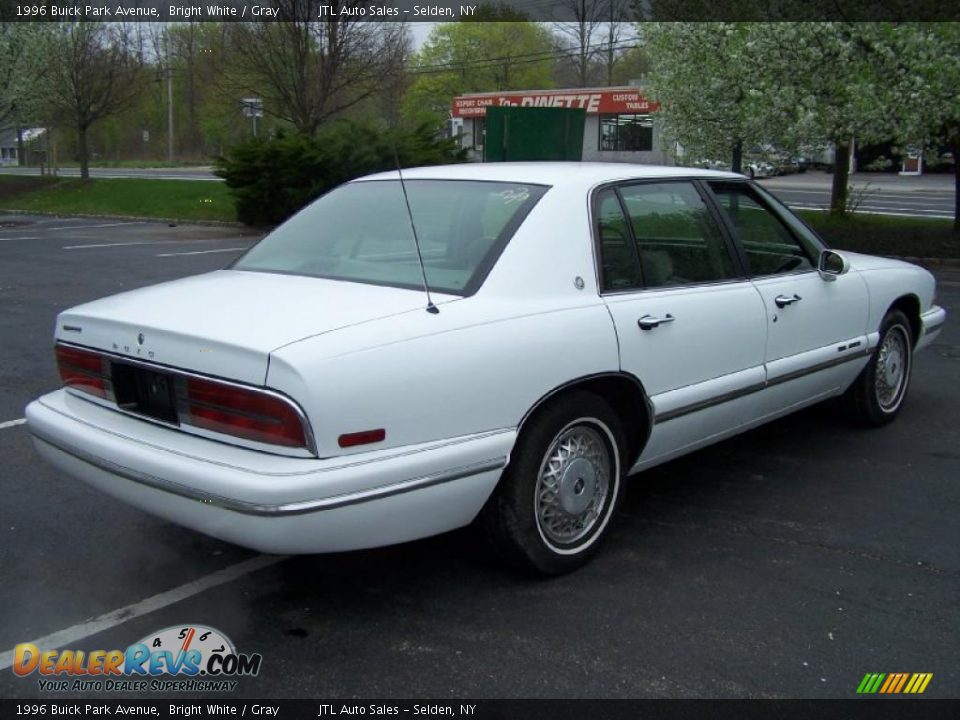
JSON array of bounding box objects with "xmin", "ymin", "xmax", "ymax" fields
[
  {"xmin": 481, "ymin": 392, "xmax": 626, "ymax": 575},
  {"xmin": 844, "ymin": 309, "xmax": 913, "ymax": 426}
]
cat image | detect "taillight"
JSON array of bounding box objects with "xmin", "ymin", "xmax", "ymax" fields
[
  {"xmin": 56, "ymin": 344, "xmax": 108, "ymax": 398},
  {"xmin": 181, "ymin": 376, "xmax": 308, "ymax": 449}
]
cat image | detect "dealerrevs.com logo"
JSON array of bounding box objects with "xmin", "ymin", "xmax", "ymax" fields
[{"xmin": 13, "ymin": 625, "xmax": 261, "ymax": 693}]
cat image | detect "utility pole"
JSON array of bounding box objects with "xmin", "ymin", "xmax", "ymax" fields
[
  {"xmin": 166, "ymin": 26, "xmax": 174, "ymax": 164},
  {"xmin": 607, "ymin": 3, "xmax": 614, "ymax": 85}
]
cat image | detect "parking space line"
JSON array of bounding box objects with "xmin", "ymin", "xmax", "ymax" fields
[
  {"xmin": 157, "ymin": 247, "xmax": 248, "ymax": 257},
  {"xmin": 63, "ymin": 241, "xmax": 182, "ymax": 250},
  {"xmin": 0, "ymin": 217, "xmax": 62, "ymax": 227},
  {"xmin": 0, "ymin": 554, "xmax": 287, "ymax": 672},
  {"xmin": 45, "ymin": 221, "xmax": 145, "ymax": 232},
  {"xmin": 0, "ymin": 418, "xmax": 26, "ymax": 430}
]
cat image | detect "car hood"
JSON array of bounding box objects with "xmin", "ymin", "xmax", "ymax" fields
[
  {"xmin": 840, "ymin": 251, "xmax": 918, "ymax": 273},
  {"xmin": 55, "ymin": 270, "xmax": 453, "ymax": 385}
]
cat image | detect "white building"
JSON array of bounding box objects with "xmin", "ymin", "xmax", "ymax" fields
[{"xmin": 0, "ymin": 126, "xmax": 46, "ymax": 166}]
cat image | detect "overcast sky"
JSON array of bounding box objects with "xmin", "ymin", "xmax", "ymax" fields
[{"xmin": 409, "ymin": 22, "xmax": 435, "ymax": 50}]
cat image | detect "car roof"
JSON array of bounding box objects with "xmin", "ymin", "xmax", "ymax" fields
[{"xmin": 357, "ymin": 162, "xmax": 743, "ymax": 190}]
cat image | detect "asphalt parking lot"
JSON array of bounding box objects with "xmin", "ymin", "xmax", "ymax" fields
[{"xmin": 0, "ymin": 215, "xmax": 957, "ymax": 700}]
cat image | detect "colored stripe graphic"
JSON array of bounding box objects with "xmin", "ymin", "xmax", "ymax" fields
[
  {"xmin": 893, "ymin": 673, "xmax": 909, "ymax": 693},
  {"xmin": 856, "ymin": 673, "xmax": 886, "ymax": 694},
  {"xmin": 879, "ymin": 674, "xmax": 896, "ymax": 693},
  {"xmin": 857, "ymin": 672, "xmax": 932, "ymax": 694}
]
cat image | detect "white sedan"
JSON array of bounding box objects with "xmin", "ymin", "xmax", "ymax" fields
[{"xmin": 26, "ymin": 163, "xmax": 946, "ymax": 574}]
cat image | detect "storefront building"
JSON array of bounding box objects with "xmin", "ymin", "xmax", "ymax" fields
[{"xmin": 450, "ymin": 86, "xmax": 668, "ymax": 164}]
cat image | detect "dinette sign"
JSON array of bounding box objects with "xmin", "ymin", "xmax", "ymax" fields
[{"xmin": 451, "ymin": 88, "xmax": 659, "ymax": 118}]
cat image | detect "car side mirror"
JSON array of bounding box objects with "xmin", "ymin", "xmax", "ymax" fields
[{"xmin": 818, "ymin": 249, "xmax": 849, "ymax": 282}]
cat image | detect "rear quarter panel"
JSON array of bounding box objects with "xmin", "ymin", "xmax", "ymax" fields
[{"xmin": 267, "ymin": 299, "xmax": 620, "ymax": 457}]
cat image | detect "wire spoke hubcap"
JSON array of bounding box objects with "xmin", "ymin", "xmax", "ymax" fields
[
  {"xmin": 876, "ymin": 326, "xmax": 909, "ymax": 410},
  {"xmin": 535, "ymin": 425, "xmax": 610, "ymax": 546}
]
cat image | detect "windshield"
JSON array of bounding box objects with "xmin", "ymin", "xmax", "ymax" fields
[{"xmin": 233, "ymin": 179, "xmax": 548, "ymax": 295}]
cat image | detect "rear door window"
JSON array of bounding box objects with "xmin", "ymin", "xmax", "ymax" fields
[{"xmin": 617, "ymin": 181, "xmax": 739, "ymax": 289}]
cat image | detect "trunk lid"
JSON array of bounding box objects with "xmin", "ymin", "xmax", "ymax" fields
[{"xmin": 56, "ymin": 269, "xmax": 448, "ymax": 385}]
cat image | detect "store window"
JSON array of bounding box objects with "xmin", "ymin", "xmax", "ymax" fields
[{"xmin": 599, "ymin": 114, "xmax": 653, "ymax": 152}]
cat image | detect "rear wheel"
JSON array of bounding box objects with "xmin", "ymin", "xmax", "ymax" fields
[
  {"xmin": 844, "ymin": 309, "xmax": 913, "ymax": 426},
  {"xmin": 481, "ymin": 392, "xmax": 626, "ymax": 575}
]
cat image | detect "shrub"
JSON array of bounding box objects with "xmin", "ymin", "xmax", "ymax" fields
[{"xmin": 215, "ymin": 121, "xmax": 467, "ymax": 226}]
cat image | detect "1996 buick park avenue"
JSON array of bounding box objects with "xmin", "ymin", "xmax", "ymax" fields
[{"xmin": 27, "ymin": 163, "xmax": 946, "ymax": 574}]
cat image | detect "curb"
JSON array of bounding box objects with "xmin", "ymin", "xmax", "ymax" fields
[
  {"xmin": 0, "ymin": 208, "xmax": 246, "ymax": 229},
  {"xmin": 761, "ymin": 182, "xmax": 954, "ymax": 195}
]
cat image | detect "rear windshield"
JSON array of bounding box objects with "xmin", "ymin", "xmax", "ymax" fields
[{"xmin": 232, "ymin": 179, "xmax": 548, "ymax": 295}]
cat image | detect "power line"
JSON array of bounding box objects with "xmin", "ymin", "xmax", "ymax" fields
[{"xmin": 407, "ymin": 38, "xmax": 641, "ymax": 75}]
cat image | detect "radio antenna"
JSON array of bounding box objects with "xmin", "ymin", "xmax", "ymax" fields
[{"xmin": 393, "ymin": 147, "xmax": 439, "ymax": 315}]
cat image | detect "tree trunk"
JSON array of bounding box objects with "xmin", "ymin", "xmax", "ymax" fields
[
  {"xmin": 830, "ymin": 140, "xmax": 850, "ymax": 215},
  {"xmin": 16, "ymin": 125, "xmax": 25, "ymax": 167},
  {"xmin": 731, "ymin": 140, "xmax": 743, "ymax": 174},
  {"xmin": 78, "ymin": 124, "xmax": 90, "ymax": 181}
]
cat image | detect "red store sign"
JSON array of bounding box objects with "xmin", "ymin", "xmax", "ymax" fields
[{"xmin": 452, "ymin": 89, "xmax": 659, "ymax": 118}]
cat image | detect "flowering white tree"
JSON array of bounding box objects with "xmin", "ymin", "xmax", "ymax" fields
[
  {"xmin": 886, "ymin": 23, "xmax": 960, "ymax": 230},
  {"xmin": 645, "ymin": 23, "xmax": 912, "ymax": 214},
  {"xmin": 644, "ymin": 22, "xmax": 778, "ymax": 174},
  {"xmin": 0, "ymin": 24, "xmax": 52, "ymax": 137},
  {"xmin": 749, "ymin": 23, "xmax": 909, "ymax": 213}
]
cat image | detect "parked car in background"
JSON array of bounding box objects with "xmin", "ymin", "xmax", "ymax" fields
[
  {"xmin": 745, "ymin": 159, "xmax": 777, "ymax": 178},
  {"xmin": 746, "ymin": 143, "xmax": 801, "ymax": 177},
  {"xmin": 689, "ymin": 158, "xmax": 731, "ymax": 172},
  {"xmin": 26, "ymin": 163, "xmax": 946, "ymax": 575}
]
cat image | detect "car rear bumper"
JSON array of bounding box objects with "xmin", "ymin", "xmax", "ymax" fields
[
  {"xmin": 916, "ymin": 305, "xmax": 946, "ymax": 352},
  {"xmin": 26, "ymin": 390, "xmax": 513, "ymax": 554}
]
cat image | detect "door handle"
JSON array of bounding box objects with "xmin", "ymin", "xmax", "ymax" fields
[
  {"xmin": 774, "ymin": 294, "xmax": 802, "ymax": 308},
  {"xmin": 638, "ymin": 314, "xmax": 675, "ymax": 330}
]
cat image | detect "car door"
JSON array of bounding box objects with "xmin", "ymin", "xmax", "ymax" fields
[
  {"xmin": 596, "ymin": 180, "xmax": 768, "ymax": 471},
  {"xmin": 705, "ymin": 180, "xmax": 870, "ymax": 420}
]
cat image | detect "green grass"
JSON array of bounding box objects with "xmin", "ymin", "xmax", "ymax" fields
[
  {"xmin": 0, "ymin": 176, "xmax": 235, "ymax": 222},
  {"xmin": 799, "ymin": 210, "xmax": 958, "ymax": 259}
]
